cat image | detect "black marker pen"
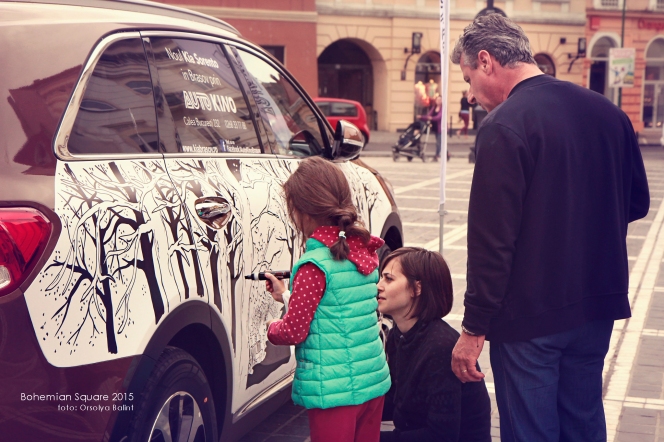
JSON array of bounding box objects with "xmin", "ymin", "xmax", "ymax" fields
[{"xmin": 245, "ymin": 271, "xmax": 291, "ymax": 281}]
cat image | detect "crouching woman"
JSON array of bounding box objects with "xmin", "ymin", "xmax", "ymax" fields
[{"xmin": 377, "ymin": 248, "xmax": 491, "ymax": 442}]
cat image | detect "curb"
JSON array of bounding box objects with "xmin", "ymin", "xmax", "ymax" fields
[{"xmin": 360, "ymin": 151, "xmax": 470, "ymax": 159}]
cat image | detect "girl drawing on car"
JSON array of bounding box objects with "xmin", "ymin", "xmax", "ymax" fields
[
  {"xmin": 377, "ymin": 248, "xmax": 491, "ymax": 442},
  {"xmin": 265, "ymin": 156, "xmax": 390, "ymax": 442}
]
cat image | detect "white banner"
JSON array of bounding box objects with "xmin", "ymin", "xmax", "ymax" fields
[
  {"xmin": 609, "ymin": 48, "xmax": 635, "ymax": 88},
  {"xmin": 438, "ymin": 0, "xmax": 451, "ymax": 253},
  {"xmin": 438, "ymin": 0, "xmax": 450, "ymax": 206}
]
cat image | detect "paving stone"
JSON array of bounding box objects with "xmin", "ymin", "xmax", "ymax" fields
[
  {"xmin": 616, "ymin": 432, "xmax": 655, "ymax": 442},
  {"xmin": 619, "ymin": 423, "xmax": 657, "ymax": 435}
]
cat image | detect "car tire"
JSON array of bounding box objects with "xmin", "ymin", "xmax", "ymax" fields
[{"xmin": 127, "ymin": 346, "xmax": 218, "ymax": 442}]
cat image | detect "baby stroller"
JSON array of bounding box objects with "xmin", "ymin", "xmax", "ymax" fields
[{"xmin": 392, "ymin": 120, "xmax": 431, "ymax": 162}]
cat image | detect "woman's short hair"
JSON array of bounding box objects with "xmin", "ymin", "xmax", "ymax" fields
[
  {"xmin": 379, "ymin": 247, "xmax": 454, "ymax": 321},
  {"xmin": 451, "ymin": 13, "xmax": 535, "ymax": 69}
]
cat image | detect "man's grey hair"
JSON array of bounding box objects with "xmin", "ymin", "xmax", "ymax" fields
[{"xmin": 451, "ymin": 14, "xmax": 535, "ymax": 69}]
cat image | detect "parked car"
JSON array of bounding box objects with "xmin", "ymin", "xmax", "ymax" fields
[
  {"xmin": 314, "ymin": 98, "xmax": 371, "ymax": 144},
  {"xmin": 0, "ymin": 1, "xmax": 403, "ymax": 441}
]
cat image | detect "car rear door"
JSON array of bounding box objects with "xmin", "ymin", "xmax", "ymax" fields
[{"xmin": 143, "ymin": 34, "xmax": 301, "ymax": 416}]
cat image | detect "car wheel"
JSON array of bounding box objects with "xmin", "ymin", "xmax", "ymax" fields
[{"xmin": 128, "ymin": 346, "xmax": 218, "ymax": 442}]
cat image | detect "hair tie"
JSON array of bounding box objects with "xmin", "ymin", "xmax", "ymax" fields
[{"xmin": 338, "ymin": 230, "xmax": 346, "ymax": 239}]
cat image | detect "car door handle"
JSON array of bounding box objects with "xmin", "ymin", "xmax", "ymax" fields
[{"xmin": 194, "ymin": 197, "xmax": 231, "ymax": 229}]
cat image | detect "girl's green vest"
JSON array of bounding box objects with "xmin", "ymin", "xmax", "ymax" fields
[{"xmin": 289, "ymin": 238, "xmax": 391, "ymax": 409}]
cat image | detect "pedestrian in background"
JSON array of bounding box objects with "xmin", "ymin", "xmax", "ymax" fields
[
  {"xmin": 421, "ymin": 94, "xmax": 443, "ymax": 161},
  {"xmin": 457, "ymin": 91, "xmax": 470, "ymax": 138},
  {"xmin": 377, "ymin": 247, "xmax": 491, "ymax": 442},
  {"xmin": 449, "ymin": 13, "xmax": 649, "ymax": 442},
  {"xmin": 265, "ymin": 156, "xmax": 390, "ymax": 442}
]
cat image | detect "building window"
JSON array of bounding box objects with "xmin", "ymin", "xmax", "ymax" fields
[
  {"xmin": 642, "ymin": 38, "xmax": 664, "ymax": 128},
  {"xmin": 261, "ymin": 46, "xmax": 285, "ymax": 64},
  {"xmin": 595, "ymin": 0, "xmax": 622, "ymax": 8},
  {"xmin": 589, "ymin": 36, "xmax": 618, "ymax": 103},
  {"xmin": 534, "ymin": 53, "xmax": 556, "ymax": 77}
]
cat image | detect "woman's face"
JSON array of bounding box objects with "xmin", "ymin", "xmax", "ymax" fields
[
  {"xmin": 435, "ymin": 96, "xmax": 443, "ymax": 106},
  {"xmin": 377, "ymin": 258, "xmax": 419, "ymax": 318}
]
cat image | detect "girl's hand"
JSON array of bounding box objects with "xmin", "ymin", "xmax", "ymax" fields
[{"xmin": 265, "ymin": 273, "xmax": 286, "ymax": 303}]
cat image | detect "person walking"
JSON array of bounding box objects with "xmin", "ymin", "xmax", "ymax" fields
[
  {"xmin": 421, "ymin": 95, "xmax": 443, "ymax": 161},
  {"xmin": 265, "ymin": 156, "xmax": 391, "ymax": 442},
  {"xmin": 449, "ymin": 14, "xmax": 650, "ymax": 442},
  {"xmin": 456, "ymin": 91, "xmax": 470, "ymax": 138},
  {"xmin": 377, "ymin": 247, "xmax": 491, "ymax": 442}
]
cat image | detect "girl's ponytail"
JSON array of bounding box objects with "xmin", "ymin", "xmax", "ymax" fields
[{"xmin": 329, "ymin": 208, "xmax": 370, "ymax": 261}]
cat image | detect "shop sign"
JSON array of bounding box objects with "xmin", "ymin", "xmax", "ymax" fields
[
  {"xmin": 638, "ymin": 19, "xmax": 664, "ymax": 31},
  {"xmin": 609, "ymin": 48, "xmax": 635, "ymax": 88}
]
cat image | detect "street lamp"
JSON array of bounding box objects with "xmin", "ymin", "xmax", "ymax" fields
[
  {"xmin": 618, "ymin": 0, "xmax": 627, "ymax": 107},
  {"xmin": 401, "ymin": 32, "xmax": 424, "ymax": 80}
]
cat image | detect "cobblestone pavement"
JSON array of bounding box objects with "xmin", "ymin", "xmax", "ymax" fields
[{"xmin": 240, "ymin": 147, "xmax": 664, "ymax": 442}]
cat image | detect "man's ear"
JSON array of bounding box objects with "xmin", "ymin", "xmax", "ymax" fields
[
  {"xmin": 477, "ymin": 50, "xmax": 492, "ymax": 73},
  {"xmin": 413, "ymin": 281, "xmax": 422, "ymax": 297}
]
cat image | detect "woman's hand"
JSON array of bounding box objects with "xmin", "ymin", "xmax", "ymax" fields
[{"xmin": 265, "ymin": 273, "xmax": 286, "ymax": 303}]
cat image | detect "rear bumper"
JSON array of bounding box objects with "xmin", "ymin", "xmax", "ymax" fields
[{"xmin": 0, "ymin": 293, "xmax": 134, "ymax": 442}]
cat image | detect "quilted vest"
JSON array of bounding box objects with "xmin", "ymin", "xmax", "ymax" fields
[{"xmin": 290, "ymin": 238, "xmax": 391, "ymax": 409}]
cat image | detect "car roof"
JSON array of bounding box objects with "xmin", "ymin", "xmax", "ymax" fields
[
  {"xmin": 313, "ymin": 97, "xmax": 362, "ymax": 106},
  {"xmin": 4, "ymin": 0, "xmax": 240, "ymax": 35}
]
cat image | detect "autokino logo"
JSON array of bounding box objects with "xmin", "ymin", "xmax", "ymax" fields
[{"xmin": 183, "ymin": 90, "xmax": 237, "ymax": 113}]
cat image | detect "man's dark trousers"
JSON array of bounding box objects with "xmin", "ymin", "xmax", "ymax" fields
[{"xmin": 490, "ymin": 319, "xmax": 613, "ymax": 442}]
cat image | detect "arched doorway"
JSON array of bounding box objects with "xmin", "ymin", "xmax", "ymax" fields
[
  {"xmin": 642, "ymin": 38, "xmax": 664, "ymax": 128},
  {"xmin": 534, "ymin": 53, "xmax": 556, "ymax": 77},
  {"xmin": 414, "ymin": 52, "xmax": 441, "ymax": 117},
  {"xmin": 589, "ymin": 36, "xmax": 618, "ymax": 103},
  {"xmin": 318, "ymin": 40, "xmax": 373, "ymax": 113}
]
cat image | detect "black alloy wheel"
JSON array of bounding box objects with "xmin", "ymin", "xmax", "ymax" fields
[{"xmin": 127, "ymin": 347, "xmax": 217, "ymax": 442}]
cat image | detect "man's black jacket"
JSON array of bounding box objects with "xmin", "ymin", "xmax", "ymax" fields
[{"xmin": 463, "ymin": 74, "xmax": 650, "ymax": 342}]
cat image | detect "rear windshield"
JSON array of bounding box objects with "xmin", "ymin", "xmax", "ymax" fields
[{"xmin": 316, "ymin": 101, "xmax": 358, "ymax": 118}]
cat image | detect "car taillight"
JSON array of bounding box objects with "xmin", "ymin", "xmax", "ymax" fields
[{"xmin": 0, "ymin": 208, "xmax": 52, "ymax": 297}]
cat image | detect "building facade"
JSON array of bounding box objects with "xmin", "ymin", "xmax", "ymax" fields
[
  {"xmin": 160, "ymin": 0, "xmax": 664, "ymax": 136},
  {"xmin": 316, "ymin": 0, "xmax": 586, "ymax": 131},
  {"xmin": 585, "ymin": 0, "xmax": 664, "ymax": 140}
]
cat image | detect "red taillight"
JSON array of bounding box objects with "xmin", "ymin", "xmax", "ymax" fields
[{"xmin": 0, "ymin": 208, "xmax": 52, "ymax": 297}]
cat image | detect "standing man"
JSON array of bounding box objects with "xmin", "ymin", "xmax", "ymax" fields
[{"xmin": 450, "ymin": 14, "xmax": 650, "ymax": 442}]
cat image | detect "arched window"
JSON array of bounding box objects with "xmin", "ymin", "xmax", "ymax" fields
[
  {"xmin": 534, "ymin": 53, "xmax": 556, "ymax": 77},
  {"xmin": 589, "ymin": 36, "xmax": 618, "ymax": 103},
  {"xmin": 318, "ymin": 40, "xmax": 373, "ymax": 109},
  {"xmin": 413, "ymin": 52, "xmax": 441, "ymax": 116},
  {"xmin": 643, "ymin": 38, "xmax": 664, "ymax": 128}
]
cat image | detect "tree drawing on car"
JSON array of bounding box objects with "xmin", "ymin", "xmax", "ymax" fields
[{"xmin": 24, "ymin": 157, "xmax": 389, "ymax": 375}]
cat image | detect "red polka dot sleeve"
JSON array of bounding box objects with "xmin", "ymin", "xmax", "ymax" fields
[{"xmin": 267, "ymin": 262, "xmax": 326, "ymax": 346}]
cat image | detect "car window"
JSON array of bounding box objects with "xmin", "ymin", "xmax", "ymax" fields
[
  {"xmin": 68, "ymin": 38, "xmax": 159, "ymax": 155},
  {"xmin": 148, "ymin": 37, "xmax": 262, "ymax": 154},
  {"xmin": 316, "ymin": 102, "xmax": 331, "ymax": 116},
  {"xmin": 330, "ymin": 102, "xmax": 358, "ymax": 117},
  {"xmin": 228, "ymin": 47, "xmax": 327, "ymax": 157}
]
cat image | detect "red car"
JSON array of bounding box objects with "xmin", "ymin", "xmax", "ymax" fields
[{"xmin": 314, "ymin": 98, "xmax": 371, "ymax": 144}]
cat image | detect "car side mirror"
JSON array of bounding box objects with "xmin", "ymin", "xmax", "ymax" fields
[{"xmin": 331, "ymin": 120, "xmax": 365, "ymax": 160}]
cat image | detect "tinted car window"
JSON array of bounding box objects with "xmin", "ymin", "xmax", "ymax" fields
[
  {"xmin": 230, "ymin": 48, "xmax": 326, "ymax": 157},
  {"xmin": 68, "ymin": 38, "xmax": 158, "ymax": 155},
  {"xmin": 149, "ymin": 37, "xmax": 261, "ymax": 154},
  {"xmin": 318, "ymin": 101, "xmax": 358, "ymax": 118}
]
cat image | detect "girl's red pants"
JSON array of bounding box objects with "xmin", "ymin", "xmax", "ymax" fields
[{"xmin": 307, "ymin": 395, "xmax": 385, "ymax": 442}]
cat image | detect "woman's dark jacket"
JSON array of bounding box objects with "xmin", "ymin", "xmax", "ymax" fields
[{"xmin": 380, "ymin": 319, "xmax": 491, "ymax": 442}]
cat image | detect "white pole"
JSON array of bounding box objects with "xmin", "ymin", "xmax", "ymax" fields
[{"xmin": 438, "ymin": 0, "xmax": 450, "ymax": 254}]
